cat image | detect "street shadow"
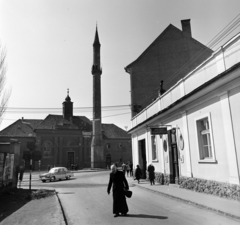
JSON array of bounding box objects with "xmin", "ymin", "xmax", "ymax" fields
[
  {"xmin": 0, "ymin": 189, "xmax": 34, "ymax": 222},
  {"xmin": 126, "ymin": 214, "xmax": 168, "ymax": 219}
]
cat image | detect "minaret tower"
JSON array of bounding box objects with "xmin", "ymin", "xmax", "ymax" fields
[{"xmin": 91, "ymin": 26, "xmax": 104, "ymax": 168}]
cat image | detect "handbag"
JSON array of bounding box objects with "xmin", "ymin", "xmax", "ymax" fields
[{"xmin": 124, "ymin": 189, "xmax": 132, "ymax": 198}]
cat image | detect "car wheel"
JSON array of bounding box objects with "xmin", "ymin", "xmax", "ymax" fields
[
  {"xmin": 42, "ymin": 180, "xmax": 46, "ymax": 183},
  {"xmin": 50, "ymin": 176, "xmax": 56, "ymax": 182}
]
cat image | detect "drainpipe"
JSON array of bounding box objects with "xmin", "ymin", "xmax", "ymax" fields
[{"xmin": 221, "ymin": 46, "xmax": 226, "ymax": 71}]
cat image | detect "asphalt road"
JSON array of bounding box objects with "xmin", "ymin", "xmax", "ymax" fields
[{"xmin": 21, "ymin": 171, "xmax": 240, "ymax": 225}]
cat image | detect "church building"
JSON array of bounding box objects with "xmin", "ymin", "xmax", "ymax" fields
[
  {"xmin": 0, "ymin": 91, "xmax": 132, "ymax": 170},
  {"xmin": 0, "ymin": 27, "xmax": 132, "ymax": 170}
]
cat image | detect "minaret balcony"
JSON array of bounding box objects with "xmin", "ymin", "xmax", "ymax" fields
[{"xmin": 92, "ymin": 65, "xmax": 102, "ymax": 74}]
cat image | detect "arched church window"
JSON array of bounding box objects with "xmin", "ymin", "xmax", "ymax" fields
[{"xmin": 42, "ymin": 141, "xmax": 53, "ymax": 158}]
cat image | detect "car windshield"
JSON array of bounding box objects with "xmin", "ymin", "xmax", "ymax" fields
[{"xmin": 49, "ymin": 168, "xmax": 58, "ymax": 173}]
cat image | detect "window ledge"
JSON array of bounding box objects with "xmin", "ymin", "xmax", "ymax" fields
[{"xmin": 198, "ymin": 159, "xmax": 217, "ymax": 163}]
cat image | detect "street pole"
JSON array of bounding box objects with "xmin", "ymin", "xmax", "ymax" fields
[{"xmin": 29, "ymin": 152, "xmax": 32, "ymax": 190}]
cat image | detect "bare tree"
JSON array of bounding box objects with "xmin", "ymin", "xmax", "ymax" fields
[{"xmin": 0, "ymin": 42, "xmax": 11, "ymax": 125}]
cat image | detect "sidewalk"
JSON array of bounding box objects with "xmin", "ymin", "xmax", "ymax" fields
[{"xmin": 126, "ymin": 176, "xmax": 240, "ymax": 221}]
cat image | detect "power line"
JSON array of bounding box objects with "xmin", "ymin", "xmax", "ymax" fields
[
  {"xmin": 4, "ymin": 104, "xmax": 131, "ymax": 110},
  {"xmin": 2, "ymin": 104, "xmax": 131, "ymax": 114},
  {"xmin": 0, "ymin": 112, "xmax": 131, "ymax": 121},
  {"xmin": 165, "ymin": 13, "xmax": 240, "ymax": 86}
]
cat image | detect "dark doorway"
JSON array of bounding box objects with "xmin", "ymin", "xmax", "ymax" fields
[
  {"xmin": 106, "ymin": 154, "xmax": 111, "ymax": 169},
  {"xmin": 138, "ymin": 139, "xmax": 147, "ymax": 179},
  {"xmin": 67, "ymin": 152, "xmax": 74, "ymax": 169},
  {"xmin": 168, "ymin": 128, "xmax": 179, "ymax": 184}
]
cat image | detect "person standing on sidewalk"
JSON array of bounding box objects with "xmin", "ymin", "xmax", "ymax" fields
[
  {"xmin": 134, "ymin": 165, "xmax": 142, "ymax": 184},
  {"xmin": 148, "ymin": 164, "xmax": 155, "ymax": 185},
  {"xmin": 107, "ymin": 164, "xmax": 129, "ymax": 217},
  {"xmin": 129, "ymin": 162, "xmax": 133, "ymax": 177}
]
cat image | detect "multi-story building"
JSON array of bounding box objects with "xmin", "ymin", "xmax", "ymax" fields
[
  {"xmin": 125, "ymin": 19, "xmax": 213, "ymax": 118},
  {"xmin": 127, "ymin": 30, "xmax": 240, "ymax": 189}
]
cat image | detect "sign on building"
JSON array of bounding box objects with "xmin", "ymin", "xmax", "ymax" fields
[{"xmin": 151, "ymin": 127, "xmax": 168, "ymax": 135}]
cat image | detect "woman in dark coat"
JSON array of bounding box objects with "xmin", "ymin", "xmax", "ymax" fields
[
  {"xmin": 107, "ymin": 164, "xmax": 129, "ymax": 217},
  {"xmin": 134, "ymin": 165, "xmax": 142, "ymax": 184}
]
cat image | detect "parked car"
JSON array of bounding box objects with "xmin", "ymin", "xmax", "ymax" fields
[{"xmin": 39, "ymin": 167, "xmax": 74, "ymax": 182}]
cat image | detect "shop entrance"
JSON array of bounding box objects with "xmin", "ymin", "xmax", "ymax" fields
[
  {"xmin": 168, "ymin": 128, "xmax": 179, "ymax": 184},
  {"xmin": 138, "ymin": 139, "xmax": 147, "ymax": 179}
]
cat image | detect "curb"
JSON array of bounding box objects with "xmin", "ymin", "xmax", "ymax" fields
[
  {"xmin": 136, "ymin": 185, "xmax": 240, "ymax": 221},
  {"xmin": 55, "ymin": 191, "xmax": 68, "ymax": 225}
]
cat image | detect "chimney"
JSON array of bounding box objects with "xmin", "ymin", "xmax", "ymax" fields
[{"xmin": 181, "ymin": 19, "xmax": 192, "ymax": 37}]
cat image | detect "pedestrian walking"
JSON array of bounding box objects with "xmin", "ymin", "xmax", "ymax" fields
[
  {"xmin": 126, "ymin": 163, "xmax": 130, "ymax": 176},
  {"xmin": 122, "ymin": 162, "xmax": 126, "ymax": 175},
  {"xmin": 129, "ymin": 162, "xmax": 133, "ymax": 177},
  {"xmin": 147, "ymin": 164, "xmax": 155, "ymax": 185},
  {"xmin": 107, "ymin": 164, "xmax": 129, "ymax": 217},
  {"xmin": 134, "ymin": 165, "xmax": 142, "ymax": 184}
]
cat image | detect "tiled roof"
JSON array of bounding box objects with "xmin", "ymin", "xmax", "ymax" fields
[
  {"xmin": 0, "ymin": 119, "xmax": 42, "ymax": 137},
  {"xmin": 102, "ymin": 124, "xmax": 130, "ymax": 139},
  {"xmin": 125, "ymin": 24, "xmax": 213, "ymax": 69},
  {"xmin": 35, "ymin": 114, "xmax": 92, "ymax": 130},
  {"xmin": 0, "ymin": 116, "xmax": 129, "ymax": 139}
]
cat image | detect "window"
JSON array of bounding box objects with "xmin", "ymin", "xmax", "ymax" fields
[
  {"xmin": 151, "ymin": 136, "xmax": 157, "ymax": 160},
  {"xmin": 195, "ymin": 113, "xmax": 216, "ymax": 162},
  {"xmin": 107, "ymin": 143, "xmax": 110, "ymax": 149},
  {"xmin": 42, "ymin": 141, "xmax": 53, "ymax": 158},
  {"xmin": 119, "ymin": 143, "xmax": 122, "ymax": 148}
]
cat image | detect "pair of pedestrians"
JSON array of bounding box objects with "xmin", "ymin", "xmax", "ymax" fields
[{"xmin": 134, "ymin": 164, "xmax": 155, "ymax": 185}]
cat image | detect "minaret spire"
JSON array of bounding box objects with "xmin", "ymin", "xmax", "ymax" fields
[
  {"xmin": 93, "ymin": 25, "xmax": 100, "ymax": 47},
  {"xmin": 91, "ymin": 25, "xmax": 104, "ymax": 168}
]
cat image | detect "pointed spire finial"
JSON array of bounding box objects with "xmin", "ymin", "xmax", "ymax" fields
[
  {"xmin": 65, "ymin": 88, "xmax": 71, "ymax": 102},
  {"xmin": 93, "ymin": 24, "xmax": 100, "ymax": 46}
]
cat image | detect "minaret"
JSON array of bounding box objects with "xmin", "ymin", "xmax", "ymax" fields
[{"xmin": 91, "ymin": 26, "xmax": 104, "ymax": 168}]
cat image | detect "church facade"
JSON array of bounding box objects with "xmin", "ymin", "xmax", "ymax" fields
[{"xmin": 0, "ymin": 92, "xmax": 132, "ymax": 170}]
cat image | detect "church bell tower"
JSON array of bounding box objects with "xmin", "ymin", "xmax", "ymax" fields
[{"xmin": 91, "ymin": 26, "xmax": 104, "ymax": 168}]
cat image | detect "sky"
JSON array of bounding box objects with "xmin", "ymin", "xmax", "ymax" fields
[{"xmin": 0, "ymin": 0, "xmax": 240, "ymax": 131}]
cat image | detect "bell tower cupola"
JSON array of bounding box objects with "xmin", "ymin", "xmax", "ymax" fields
[{"xmin": 62, "ymin": 88, "xmax": 73, "ymax": 120}]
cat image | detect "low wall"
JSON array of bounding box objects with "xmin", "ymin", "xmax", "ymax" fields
[
  {"xmin": 179, "ymin": 176, "xmax": 240, "ymax": 201},
  {"xmin": 151, "ymin": 172, "xmax": 240, "ymax": 201}
]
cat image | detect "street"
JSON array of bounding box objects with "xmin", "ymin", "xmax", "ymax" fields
[{"xmin": 20, "ymin": 170, "xmax": 240, "ymax": 225}]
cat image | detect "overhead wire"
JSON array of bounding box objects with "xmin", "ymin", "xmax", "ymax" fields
[
  {"xmin": 135, "ymin": 13, "xmax": 240, "ymax": 107},
  {"xmin": 3, "ymin": 14, "xmax": 240, "ymax": 122},
  {"xmin": 165, "ymin": 13, "xmax": 240, "ymax": 86}
]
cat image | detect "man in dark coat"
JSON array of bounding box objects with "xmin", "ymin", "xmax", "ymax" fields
[
  {"xmin": 148, "ymin": 164, "xmax": 155, "ymax": 185},
  {"xmin": 134, "ymin": 165, "xmax": 142, "ymax": 184},
  {"xmin": 107, "ymin": 164, "xmax": 129, "ymax": 217}
]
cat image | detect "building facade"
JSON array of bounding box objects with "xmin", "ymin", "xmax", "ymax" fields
[{"xmin": 127, "ymin": 33, "xmax": 240, "ymax": 186}]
